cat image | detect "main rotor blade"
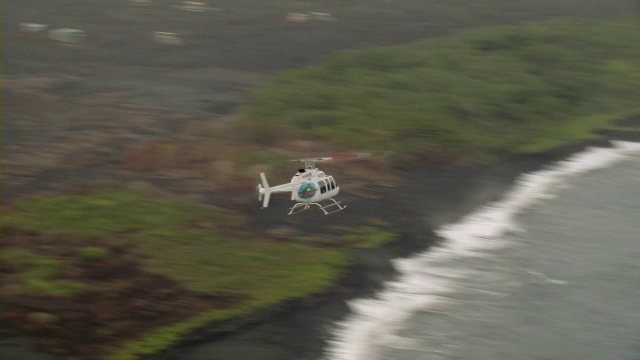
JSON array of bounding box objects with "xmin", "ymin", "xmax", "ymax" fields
[{"xmin": 290, "ymin": 153, "xmax": 370, "ymax": 163}]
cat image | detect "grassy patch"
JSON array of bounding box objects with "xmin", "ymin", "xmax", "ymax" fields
[
  {"xmin": 3, "ymin": 248, "xmax": 87, "ymax": 296},
  {"xmin": 108, "ymin": 304, "xmax": 256, "ymax": 360},
  {"xmin": 3, "ymin": 190, "xmax": 236, "ymax": 242},
  {"xmin": 235, "ymin": 15, "xmax": 640, "ymax": 160},
  {"xmin": 3, "ymin": 191, "xmax": 349, "ymax": 297},
  {"xmin": 110, "ymin": 246, "xmax": 348, "ymax": 360},
  {"xmin": 78, "ymin": 246, "xmax": 112, "ymax": 261},
  {"xmin": 3, "ymin": 190, "xmax": 353, "ymax": 359},
  {"xmin": 143, "ymin": 239, "xmax": 347, "ymax": 299},
  {"xmin": 333, "ymin": 226, "xmax": 399, "ymax": 249}
]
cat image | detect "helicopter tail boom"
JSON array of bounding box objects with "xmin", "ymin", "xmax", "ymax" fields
[{"xmin": 257, "ymin": 170, "xmax": 296, "ymax": 209}]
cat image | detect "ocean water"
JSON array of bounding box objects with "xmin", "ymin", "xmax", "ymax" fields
[{"xmin": 324, "ymin": 141, "xmax": 640, "ymax": 360}]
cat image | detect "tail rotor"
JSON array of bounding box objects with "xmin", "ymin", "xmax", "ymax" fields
[
  {"xmin": 257, "ymin": 184, "xmax": 264, "ymax": 202},
  {"xmin": 257, "ymin": 170, "xmax": 271, "ymax": 208}
]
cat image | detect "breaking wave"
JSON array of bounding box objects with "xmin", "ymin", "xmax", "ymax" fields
[{"xmin": 323, "ymin": 141, "xmax": 640, "ymax": 360}]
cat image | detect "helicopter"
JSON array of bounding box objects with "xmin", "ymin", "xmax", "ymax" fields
[{"xmin": 257, "ymin": 153, "xmax": 369, "ymax": 215}]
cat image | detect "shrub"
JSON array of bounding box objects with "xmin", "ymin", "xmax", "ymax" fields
[
  {"xmin": 238, "ymin": 16, "xmax": 640, "ymax": 160},
  {"xmin": 79, "ymin": 246, "xmax": 112, "ymax": 261}
]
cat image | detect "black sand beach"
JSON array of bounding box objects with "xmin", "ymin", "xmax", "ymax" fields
[{"xmin": 3, "ymin": 0, "xmax": 640, "ymax": 359}]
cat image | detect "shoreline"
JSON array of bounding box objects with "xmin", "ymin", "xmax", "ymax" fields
[{"xmin": 151, "ymin": 136, "xmax": 633, "ymax": 360}]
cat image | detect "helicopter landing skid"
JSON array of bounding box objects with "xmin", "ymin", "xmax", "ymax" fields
[{"xmin": 288, "ymin": 198, "xmax": 346, "ymax": 215}]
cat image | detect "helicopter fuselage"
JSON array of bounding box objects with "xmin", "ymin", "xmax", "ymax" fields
[
  {"xmin": 290, "ymin": 168, "xmax": 340, "ymax": 203},
  {"xmin": 258, "ymin": 165, "xmax": 346, "ymax": 214},
  {"xmin": 258, "ymin": 153, "xmax": 369, "ymax": 214}
]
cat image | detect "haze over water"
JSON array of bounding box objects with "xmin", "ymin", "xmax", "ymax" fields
[{"xmin": 325, "ymin": 141, "xmax": 640, "ymax": 360}]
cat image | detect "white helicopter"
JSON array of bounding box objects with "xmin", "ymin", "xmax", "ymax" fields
[{"xmin": 257, "ymin": 153, "xmax": 369, "ymax": 215}]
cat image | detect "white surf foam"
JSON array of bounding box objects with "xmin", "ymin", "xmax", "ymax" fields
[{"xmin": 323, "ymin": 141, "xmax": 640, "ymax": 360}]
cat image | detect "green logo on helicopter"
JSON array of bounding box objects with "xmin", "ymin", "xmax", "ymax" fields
[{"xmin": 298, "ymin": 183, "xmax": 317, "ymax": 199}]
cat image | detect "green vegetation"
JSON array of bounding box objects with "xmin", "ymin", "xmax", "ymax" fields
[
  {"xmin": 3, "ymin": 248, "xmax": 87, "ymax": 296},
  {"xmin": 111, "ymin": 224, "xmax": 399, "ymax": 360},
  {"xmin": 109, "ymin": 243, "xmax": 346, "ymax": 360},
  {"xmin": 334, "ymin": 226, "xmax": 399, "ymax": 248},
  {"xmin": 2, "ymin": 191, "xmax": 349, "ymax": 299},
  {"xmin": 2, "ymin": 190, "xmax": 375, "ymax": 359},
  {"xmin": 236, "ymin": 16, "xmax": 640, "ymax": 161},
  {"xmin": 108, "ymin": 307, "xmax": 251, "ymax": 360},
  {"xmin": 4, "ymin": 190, "xmax": 235, "ymax": 242},
  {"xmin": 78, "ymin": 246, "xmax": 112, "ymax": 261}
]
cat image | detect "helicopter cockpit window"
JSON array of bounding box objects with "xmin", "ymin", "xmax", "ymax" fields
[
  {"xmin": 329, "ymin": 177, "xmax": 336, "ymax": 190},
  {"xmin": 319, "ymin": 180, "xmax": 327, "ymax": 194}
]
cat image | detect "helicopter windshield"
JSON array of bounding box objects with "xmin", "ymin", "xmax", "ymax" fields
[{"xmin": 319, "ymin": 176, "xmax": 337, "ymax": 194}]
